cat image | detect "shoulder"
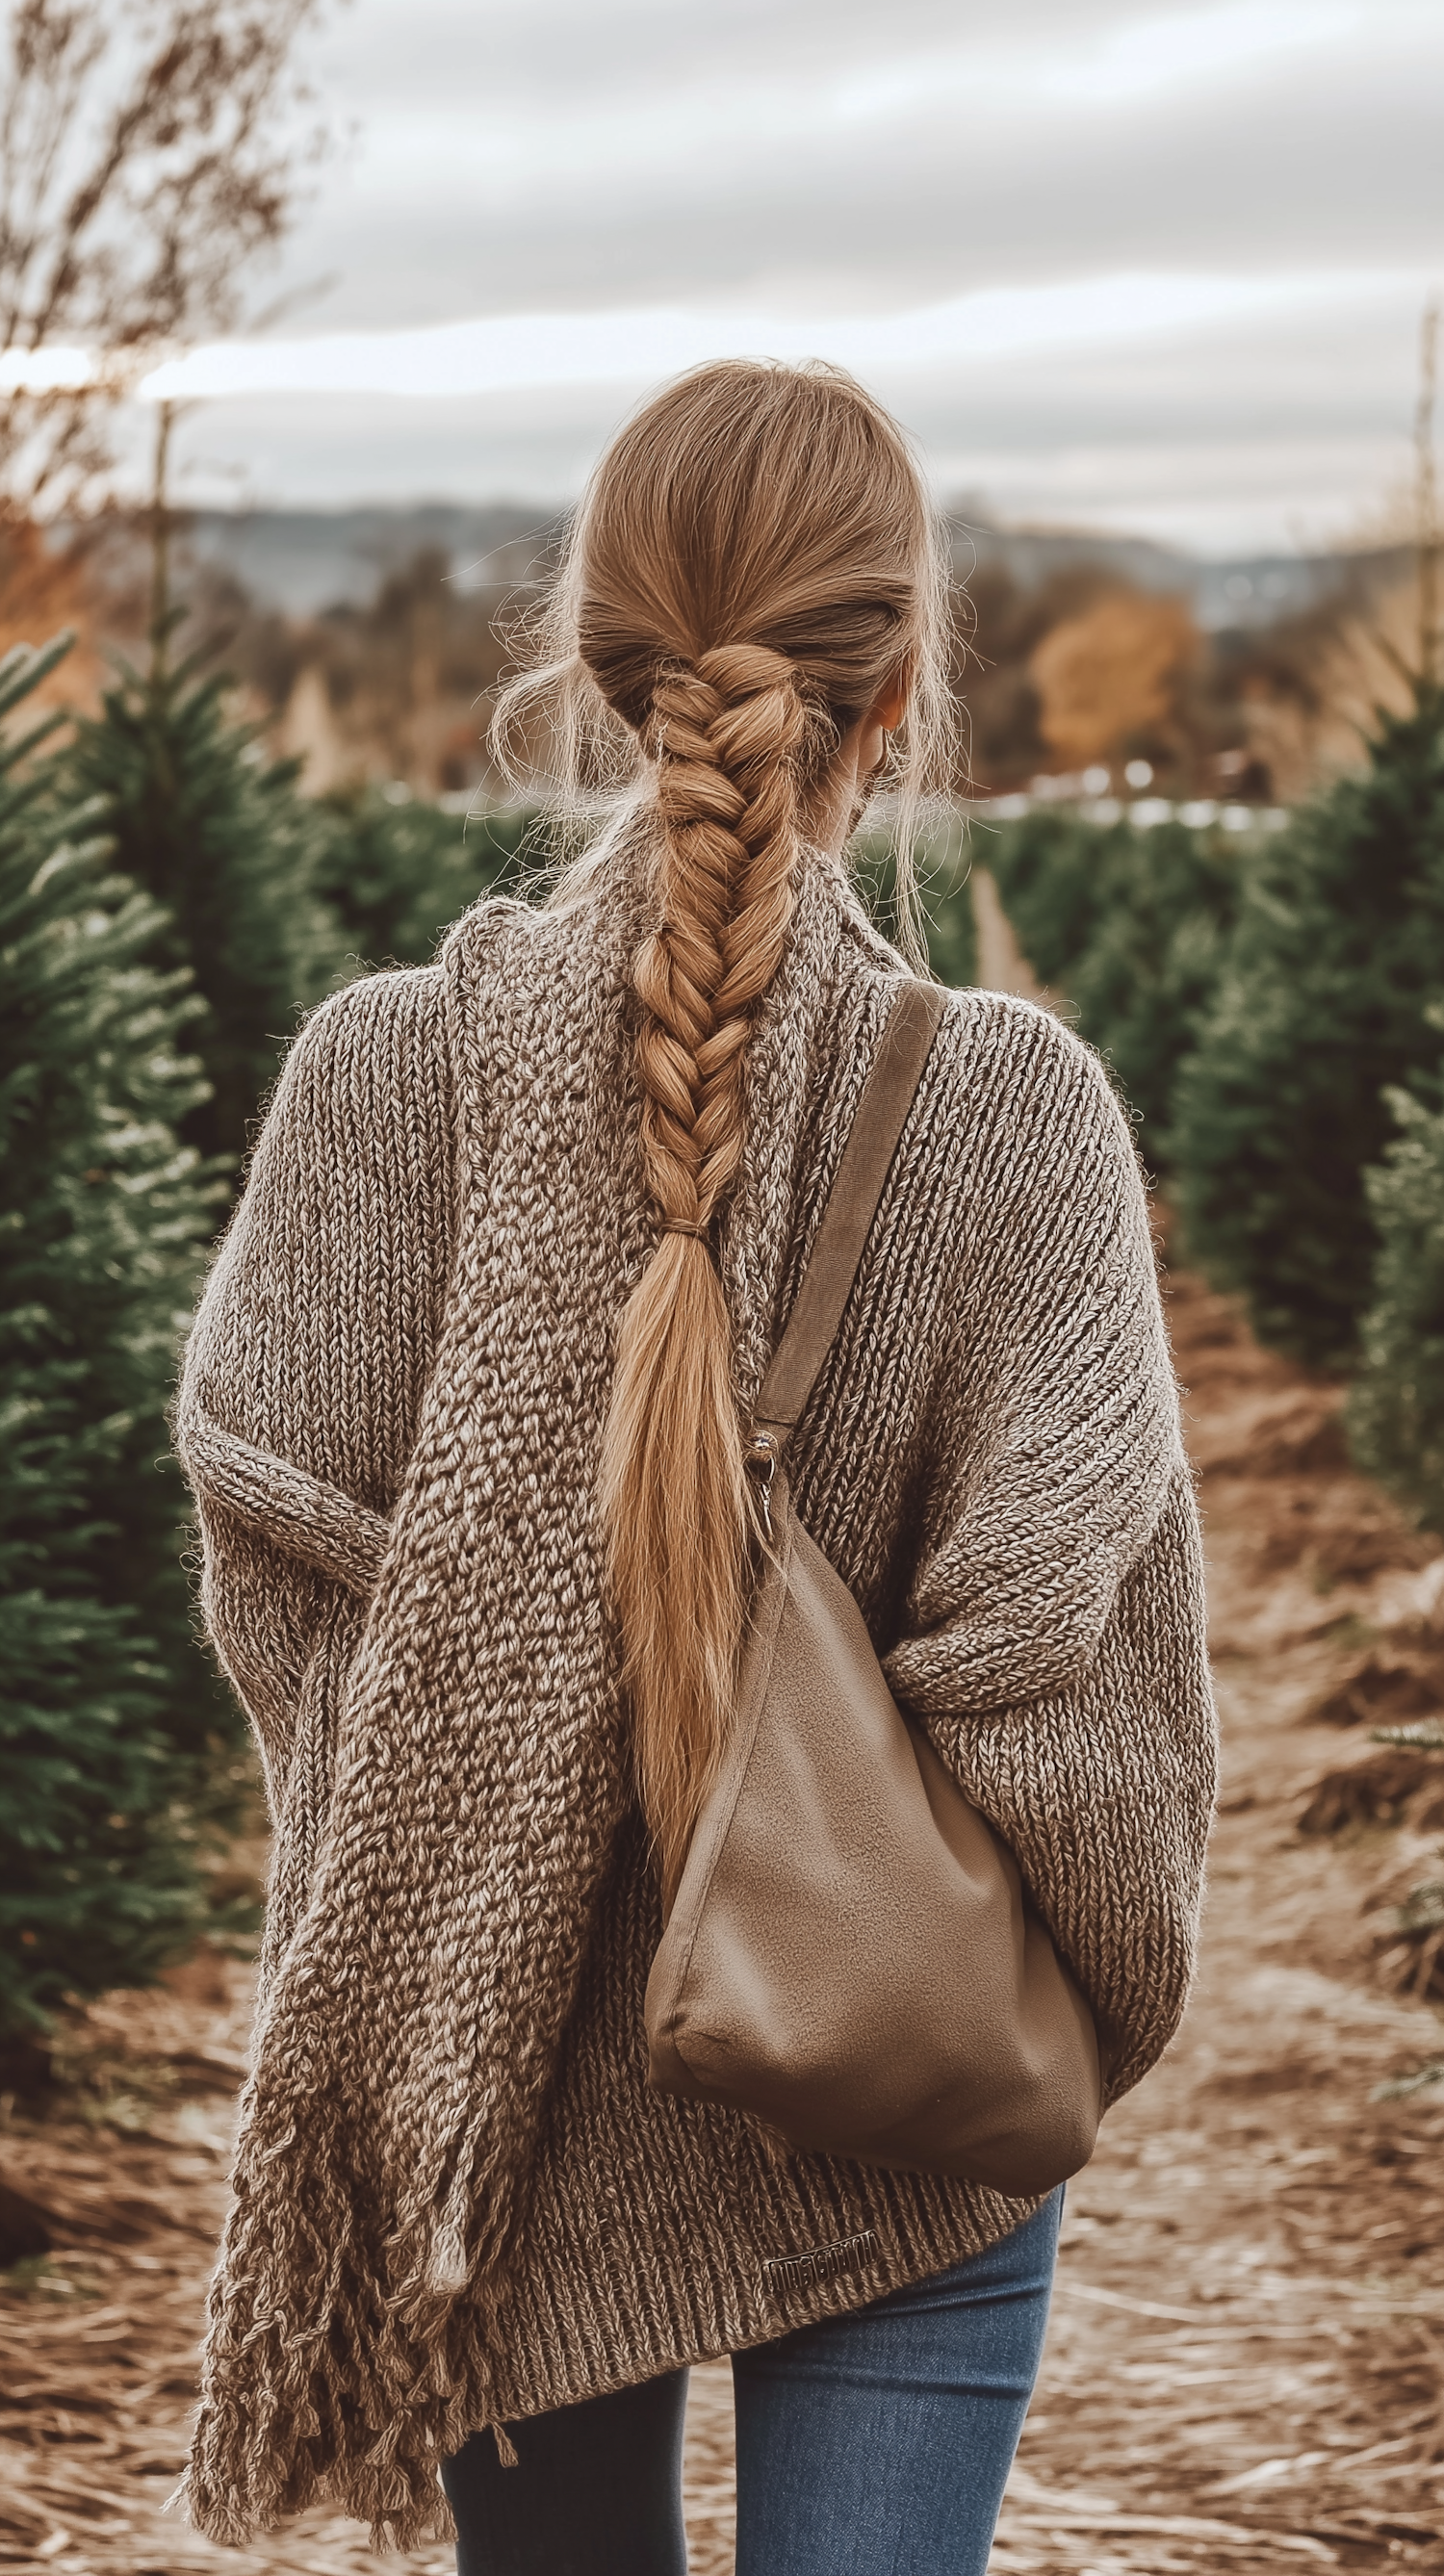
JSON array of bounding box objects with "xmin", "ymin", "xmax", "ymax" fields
[
  {"xmin": 826, "ymin": 863, "xmax": 1127, "ymax": 1164},
  {"xmin": 438, "ymin": 889, "xmax": 542, "ymax": 978},
  {"xmin": 937, "ymin": 983, "xmax": 1125, "ymax": 1118},
  {"xmin": 276, "ymin": 958, "xmax": 450, "ymax": 1088},
  {"xmin": 927, "ymin": 984, "xmax": 1139, "ymax": 1185},
  {"xmin": 438, "ymin": 887, "xmax": 607, "ymax": 1040},
  {"xmin": 894, "ymin": 984, "xmax": 1151, "ymax": 1294},
  {"xmin": 250, "ymin": 962, "xmax": 454, "ymax": 1180}
]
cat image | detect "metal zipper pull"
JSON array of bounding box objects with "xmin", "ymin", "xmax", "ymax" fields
[{"xmin": 746, "ymin": 1429, "xmax": 780, "ymax": 1540}]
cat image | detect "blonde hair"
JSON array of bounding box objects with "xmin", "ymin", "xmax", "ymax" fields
[{"xmin": 492, "ymin": 359, "xmax": 958, "ymax": 1897}]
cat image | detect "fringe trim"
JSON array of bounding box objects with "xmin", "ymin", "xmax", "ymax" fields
[{"xmin": 183, "ymin": 2112, "xmax": 519, "ymax": 2546}]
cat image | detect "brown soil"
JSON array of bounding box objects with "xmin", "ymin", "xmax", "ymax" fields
[{"xmin": 4, "ymin": 1259, "xmax": 1444, "ymax": 2576}]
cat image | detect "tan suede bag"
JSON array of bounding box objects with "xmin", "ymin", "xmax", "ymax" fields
[{"xmin": 645, "ymin": 980, "xmax": 1102, "ymax": 2193}]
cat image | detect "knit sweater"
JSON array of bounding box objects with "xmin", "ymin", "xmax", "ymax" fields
[{"xmin": 175, "ymin": 820, "xmax": 1217, "ymax": 2546}]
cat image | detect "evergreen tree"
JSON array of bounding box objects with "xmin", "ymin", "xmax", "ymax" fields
[
  {"xmin": 1172, "ymin": 690, "xmax": 1444, "ymax": 1366},
  {"xmin": 982, "ymin": 808, "xmax": 1118, "ymax": 992},
  {"xmin": 851, "ymin": 822, "xmax": 978, "ymax": 988},
  {"xmin": 1350, "ymin": 1048, "xmax": 1444, "ymax": 1528},
  {"xmin": 314, "ymin": 787, "xmax": 535, "ymax": 968},
  {"xmin": 0, "ymin": 637, "xmax": 242, "ymax": 2042},
  {"xmin": 68, "ymin": 650, "xmax": 338, "ymax": 1169},
  {"xmin": 987, "ymin": 810, "xmax": 1242, "ymax": 1142},
  {"xmin": 922, "ymin": 865, "xmax": 979, "ymax": 992}
]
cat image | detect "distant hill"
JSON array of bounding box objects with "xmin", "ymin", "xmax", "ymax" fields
[
  {"xmin": 181, "ymin": 501, "xmax": 1412, "ymax": 633},
  {"xmin": 186, "ymin": 502, "xmax": 561, "ymax": 616},
  {"xmin": 947, "ymin": 511, "xmax": 1412, "ymax": 632}
]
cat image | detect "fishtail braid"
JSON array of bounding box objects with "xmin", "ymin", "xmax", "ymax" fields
[
  {"xmin": 600, "ymin": 643, "xmax": 809, "ymax": 1894},
  {"xmin": 634, "ymin": 644, "xmax": 808, "ymax": 1231},
  {"xmin": 513, "ymin": 359, "xmax": 960, "ymax": 1898}
]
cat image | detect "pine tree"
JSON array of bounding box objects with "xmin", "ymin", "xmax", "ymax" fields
[
  {"xmin": 923, "ymin": 869, "xmax": 978, "ymax": 990},
  {"xmin": 982, "ymin": 809, "xmax": 1119, "ymax": 992},
  {"xmin": 1349, "ymin": 1048, "xmax": 1444, "ymax": 1528},
  {"xmin": 314, "ymin": 787, "xmax": 534, "ymax": 968},
  {"xmin": 987, "ymin": 810, "xmax": 1242, "ymax": 1142},
  {"xmin": 0, "ymin": 636, "xmax": 242, "ymax": 2043},
  {"xmin": 1172, "ymin": 689, "xmax": 1444, "ymax": 1367},
  {"xmin": 850, "ymin": 822, "xmax": 978, "ymax": 988},
  {"xmin": 67, "ymin": 651, "xmax": 338, "ymax": 1169}
]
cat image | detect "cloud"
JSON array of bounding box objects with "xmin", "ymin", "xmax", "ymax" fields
[
  {"xmin": 116, "ymin": 0, "xmax": 1444, "ymax": 548},
  {"xmin": 141, "ymin": 266, "xmax": 1424, "ymax": 402},
  {"xmin": 274, "ymin": 0, "xmax": 1440, "ymax": 326}
]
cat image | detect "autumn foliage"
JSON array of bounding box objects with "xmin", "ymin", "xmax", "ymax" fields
[{"xmin": 1029, "ymin": 589, "xmax": 1198, "ymax": 770}]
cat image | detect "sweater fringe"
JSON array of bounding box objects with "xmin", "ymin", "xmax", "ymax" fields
[
  {"xmin": 185, "ymin": 2280, "xmax": 495, "ymax": 2544},
  {"xmin": 185, "ymin": 2109, "xmax": 515, "ymax": 2544}
]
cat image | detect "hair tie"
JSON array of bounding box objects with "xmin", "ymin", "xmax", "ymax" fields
[{"xmin": 663, "ymin": 1217, "xmax": 708, "ymax": 1239}]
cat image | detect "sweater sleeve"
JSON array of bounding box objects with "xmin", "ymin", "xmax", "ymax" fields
[
  {"xmin": 883, "ymin": 997, "xmax": 1217, "ymax": 2101},
  {"xmin": 175, "ymin": 966, "xmax": 455, "ymax": 1843}
]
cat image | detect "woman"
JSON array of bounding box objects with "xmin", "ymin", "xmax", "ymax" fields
[{"xmin": 176, "ymin": 361, "xmax": 1216, "ymax": 2576}]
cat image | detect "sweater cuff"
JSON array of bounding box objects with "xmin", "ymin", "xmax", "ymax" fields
[{"xmin": 177, "ymin": 1404, "xmax": 391, "ymax": 1598}]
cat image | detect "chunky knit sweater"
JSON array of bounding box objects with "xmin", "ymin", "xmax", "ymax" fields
[{"xmin": 175, "ymin": 822, "xmax": 1216, "ymax": 2546}]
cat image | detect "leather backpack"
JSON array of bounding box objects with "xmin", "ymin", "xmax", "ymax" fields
[{"xmin": 645, "ymin": 980, "xmax": 1103, "ymax": 2193}]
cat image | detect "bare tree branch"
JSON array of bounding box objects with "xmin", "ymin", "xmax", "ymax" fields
[{"xmin": 0, "ymin": 0, "xmax": 340, "ymax": 516}]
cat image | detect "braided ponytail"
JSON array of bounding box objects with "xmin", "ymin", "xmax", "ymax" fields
[
  {"xmin": 492, "ymin": 360, "xmax": 959, "ymax": 1894},
  {"xmin": 600, "ymin": 645, "xmax": 810, "ymax": 1891}
]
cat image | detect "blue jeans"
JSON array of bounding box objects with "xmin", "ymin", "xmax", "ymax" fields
[{"xmin": 443, "ymin": 2190, "xmax": 1061, "ymax": 2576}]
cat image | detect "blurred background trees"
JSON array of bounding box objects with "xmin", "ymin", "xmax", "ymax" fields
[
  {"xmin": 987, "ymin": 807, "xmax": 1243, "ymax": 1143},
  {"xmin": 1351, "ymin": 1042, "xmax": 1444, "ymax": 1525},
  {"xmin": 0, "ymin": 637, "xmax": 236, "ymax": 2054},
  {"xmin": 1171, "ymin": 688, "xmax": 1444, "ymax": 1369},
  {"xmin": 1027, "ymin": 588, "xmax": 1198, "ymax": 777},
  {"xmin": 0, "ymin": 0, "xmax": 348, "ymax": 2050},
  {"xmin": 68, "ymin": 652, "xmax": 337, "ymax": 1168},
  {"xmin": 974, "ymin": 303, "xmax": 1444, "ymax": 1547}
]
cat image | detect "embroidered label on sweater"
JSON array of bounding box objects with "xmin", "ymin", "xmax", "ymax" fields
[{"xmin": 761, "ymin": 2228, "xmax": 879, "ymax": 2298}]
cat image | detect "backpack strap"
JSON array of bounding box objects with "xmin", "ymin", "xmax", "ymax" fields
[{"xmin": 752, "ymin": 978, "xmax": 947, "ymax": 1459}]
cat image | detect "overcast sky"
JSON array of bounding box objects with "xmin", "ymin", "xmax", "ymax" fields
[{"xmin": 156, "ymin": 0, "xmax": 1444, "ymax": 554}]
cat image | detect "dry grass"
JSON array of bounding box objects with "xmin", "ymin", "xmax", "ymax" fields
[{"xmin": 3, "ymin": 1257, "xmax": 1444, "ymax": 2574}]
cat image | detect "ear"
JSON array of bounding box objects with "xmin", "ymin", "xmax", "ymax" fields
[{"xmin": 871, "ymin": 667, "xmax": 910, "ymax": 734}]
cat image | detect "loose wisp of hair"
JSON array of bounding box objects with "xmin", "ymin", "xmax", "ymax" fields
[{"xmin": 490, "ymin": 358, "xmax": 962, "ymax": 1899}]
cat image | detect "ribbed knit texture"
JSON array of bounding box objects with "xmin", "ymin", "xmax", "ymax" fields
[{"xmin": 175, "ymin": 818, "xmax": 1216, "ymax": 2547}]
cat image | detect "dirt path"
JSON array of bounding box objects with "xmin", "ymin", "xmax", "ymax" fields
[{"xmin": 4, "ymin": 1258, "xmax": 1444, "ymax": 2576}]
